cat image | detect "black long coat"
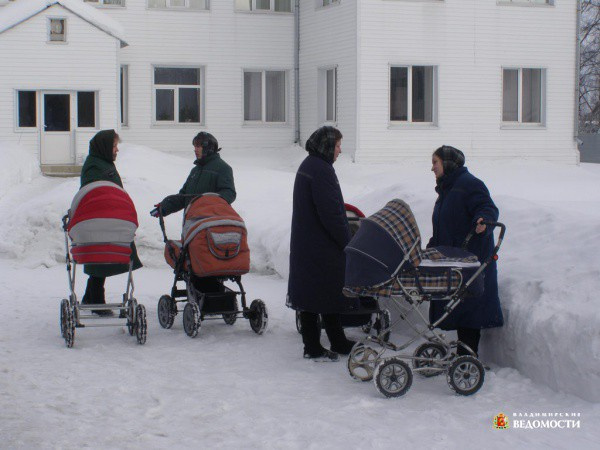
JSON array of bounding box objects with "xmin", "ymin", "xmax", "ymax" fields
[
  {"xmin": 428, "ymin": 166, "xmax": 503, "ymax": 330},
  {"xmin": 287, "ymin": 155, "xmax": 351, "ymax": 314}
]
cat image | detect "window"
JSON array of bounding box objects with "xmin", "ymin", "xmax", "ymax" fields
[
  {"xmin": 321, "ymin": 0, "xmax": 339, "ymax": 6},
  {"xmin": 235, "ymin": 0, "xmax": 291, "ymax": 12},
  {"xmin": 148, "ymin": 0, "xmax": 209, "ymax": 9},
  {"xmin": 390, "ymin": 65, "xmax": 436, "ymax": 123},
  {"xmin": 319, "ymin": 67, "xmax": 337, "ymax": 123},
  {"xmin": 48, "ymin": 18, "xmax": 66, "ymax": 42},
  {"xmin": 244, "ymin": 70, "xmax": 286, "ymax": 123},
  {"xmin": 17, "ymin": 91, "xmax": 36, "ymax": 128},
  {"xmin": 84, "ymin": 0, "xmax": 125, "ymax": 6},
  {"xmin": 153, "ymin": 67, "xmax": 203, "ymax": 124},
  {"xmin": 77, "ymin": 92, "xmax": 96, "ymax": 128},
  {"xmin": 499, "ymin": 0, "xmax": 552, "ymax": 4},
  {"xmin": 502, "ymin": 68, "xmax": 545, "ymax": 124},
  {"xmin": 120, "ymin": 65, "xmax": 129, "ymax": 126}
]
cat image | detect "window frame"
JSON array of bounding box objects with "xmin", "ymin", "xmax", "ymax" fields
[
  {"xmin": 14, "ymin": 90, "xmax": 38, "ymax": 132},
  {"xmin": 318, "ymin": 66, "xmax": 337, "ymax": 125},
  {"xmin": 147, "ymin": 0, "xmax": 210, "ymax": 10},
  {"xmin": 120, "ymin": 65, "xmax": 129, "ymax": 127},
  {"xmin": 388, "ymin": 64, "xmax": 438, "ymax": 126},
  {"xmin": 501, "ymin": 67, "xmax": 546, "ymax": 127},
  {"xmin": 235, "ymin": 0, "xmax": 292, "ymax": 13},
  {"xmin": 151, "ymin": 65, "xmax": 205, "ymax": 126},
  {"xmin": 83, "ymin": 0, "xmax": 126, "ymax": 8},
  {"xmin": 317, "ymin": 0, "xmax": 340, "ymax": 9},
  {"xmin": 242, "ymin": 69, "xmax": 289, "ymax": 125},
  {"xmin": 47, "ymin": 17, "xmax": 67, "ymax": 44},
  {"xmin": 76, "ymin": 91, "xmax": 98, "ymax": 129},
  {"xmin": 497, "ymin": 0, "xmax": 554, "ymax": 6}
]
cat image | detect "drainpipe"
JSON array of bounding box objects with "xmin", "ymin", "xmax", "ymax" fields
[
  {"xmin": 294, "ymin": 0, "xmax": 300, "ymax": 143},
  {"xmin": 575, "ymin": 0, "xmax": 582, "ymax": 160}
]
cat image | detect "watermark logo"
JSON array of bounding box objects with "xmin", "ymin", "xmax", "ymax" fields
[{"xmin": 493, "ymin": 413, "xmax": 509, "ymax": 429}]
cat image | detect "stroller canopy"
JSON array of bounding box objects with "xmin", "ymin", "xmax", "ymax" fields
[
  {"xmin": 67, "ymin": 181, "xmax": 138, "ymax": 264},
  {"xmin": 345, "ymin": 199, "xmax": 422, "ymax": 289}
]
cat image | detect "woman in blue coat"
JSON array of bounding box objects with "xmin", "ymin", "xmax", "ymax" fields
[
  {"xmin": 287, "ymin": 126, "xmax": 354, "ymax": 361},
  {"xmin": 428, "ymin": 145, "xmax": 503, "ymax": 357}
]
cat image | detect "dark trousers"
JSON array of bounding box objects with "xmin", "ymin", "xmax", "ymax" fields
[
  {"xmin": 82, "ymin": 276, "xmax": 106, "ymax": 305},
  {"xmin": 457, "ymin": 327, "xmax": 481, "ymax": 356},
  {"xmin": 300, "ymin": 311, "xmax": 354, "ymax": 356}
]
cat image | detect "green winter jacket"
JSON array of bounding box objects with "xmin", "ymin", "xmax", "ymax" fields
[
  {"xmin": 80, "ymin": 129, "xmax": 143, "ymax": 278},
  {"xmin": 160, "ymin": 152, "xmax": 236, "ymax": 215}
]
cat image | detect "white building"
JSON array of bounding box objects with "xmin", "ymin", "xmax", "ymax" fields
[{"xmin": 0, "ymin": 0, "xmax": 580, "ymax": 172}]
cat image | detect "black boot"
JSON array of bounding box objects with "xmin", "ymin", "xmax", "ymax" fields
[
  {"xmin": 83, "ymin": 276, "xmax": 113, "ymax": 316},
  {"xmin": 322, "ymin": 314, "xmax": 355, "ymax": 355}
]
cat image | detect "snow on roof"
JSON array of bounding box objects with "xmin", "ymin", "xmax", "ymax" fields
[{"xmin": 0, "ymin": 0, "xmax": 128, "ymax": 46}]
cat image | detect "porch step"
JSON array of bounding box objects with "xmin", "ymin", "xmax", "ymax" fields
[{"xmin": 41, "ymin": 165, "xmax": 82, "ymax": 177}]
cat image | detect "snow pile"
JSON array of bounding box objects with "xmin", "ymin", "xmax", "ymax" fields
[
  {"xmin": 0, "ymin": 141, "xmax": 40, "ymax": 200},
  {"xmin": 0, "ymin": 142, "xmax": 599, "ymax": 404}
]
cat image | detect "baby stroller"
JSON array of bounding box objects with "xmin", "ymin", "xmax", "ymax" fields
[
  {"xmin": 294, "ymin": 203, "xmax": 391, "ymax": 340},
  {"xmin": 156, "ymin": 193, "xmax": 268, "ymax": 338},
  {"xmin": 60, "ymin": 181, "xmax": 147, "ymax": 348},
  {"xmin": 343, "ymin": 199, "xmax": 505, "ymax": 398}
]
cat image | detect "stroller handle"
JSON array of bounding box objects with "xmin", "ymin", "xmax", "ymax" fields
[{"xmin": 461, "ymin": 221, "xmax": 506, "ymax": 258}]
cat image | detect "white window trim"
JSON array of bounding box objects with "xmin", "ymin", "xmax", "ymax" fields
[
  {"xmin": 14, "ymin": 89, "xmax": 39, "ymax": 133},
  {"xmin": 147, "ymin": 0, "xmax": 210, "ymax": 11},
  {"xmin": 388, "ymin": 64, "xmax": 438, "ymax": 127},
  {"xmin": 75, "ymin": 91, "xmax": 99, "ymax": 130},
  {"xmin": 151, "ymin": 65, "xmax": 205, "ymax": 127},
  {"xmin": 235, "ymin": 0, "xmax": 292, "ymax": 14},
  {"xmin": 120, "ymin": 65, "xmax": 129, "ymax": 127},
  {"xmin": 47, "ymin": 17, "xmax": 67, "ymax": 44},
  {"xmin": 242, "ymin": 69, "xmax": 289, "ymax": 126},
  {"xmin": 318, "ymin": 66, "xmax": 337, "ymax": 125},
  {"xmin": 83, "ymin": 0, "xmax": 126, "ymax": 8},
  {"xmin": 497, "ymin": 1, "xmax": 554, "ymax": 7},
  {"xmin": 501, "ymin": 67, "xmax": 546, "ymax": 128}
]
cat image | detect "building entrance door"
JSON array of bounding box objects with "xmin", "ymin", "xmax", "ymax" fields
[{"xmin": 40, "ymin": 92, "xmax": 74, "ymax": 165}]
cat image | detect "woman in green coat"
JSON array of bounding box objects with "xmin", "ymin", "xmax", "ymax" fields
[{"xmin": 80, "ymin": 129, "xmax": 142, "ymax": 315}]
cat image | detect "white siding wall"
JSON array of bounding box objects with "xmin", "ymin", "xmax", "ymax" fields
[
  {"xmin": 356, "ymin": 0, "xmax": 579, "ymax": 163},
  {"xmin": 299, "ymin": 0, "xmax": 357, "ymax": 156},
  {"xmin": 0, "ymin": 5, "xmax": 120, "ymax": 164},
  {"xmin": 99, "ymin": 1, "xmax": 295, "ymax": 154}
]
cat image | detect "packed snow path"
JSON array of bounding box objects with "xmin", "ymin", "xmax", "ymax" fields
[{"xmin": 0, "ymin": 266, "xmax": 598, "ymax": 449}]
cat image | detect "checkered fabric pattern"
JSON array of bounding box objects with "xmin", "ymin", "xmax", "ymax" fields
[{"xmin": 368, "ymin": 199, "xmax": 422, "ymax": 268}]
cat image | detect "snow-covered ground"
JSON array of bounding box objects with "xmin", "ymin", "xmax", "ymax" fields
[{"xmin": 0, "ymin": 142, "xmax": 599, "ymax": 448}]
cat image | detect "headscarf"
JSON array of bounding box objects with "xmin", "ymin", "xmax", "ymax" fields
[
  {"xmin": 433, "ymin": 145, "xmax": 465, "ymax": 176},
  {"xmin": 89, "ymin": 129, "xmax": 117, "ymax": 163},
  {"xmin": 305, "ymin": 126, "xmax": 341, "ymax": 164}
]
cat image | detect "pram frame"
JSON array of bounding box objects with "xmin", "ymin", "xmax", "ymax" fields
[
  {"xmin": 347, "ymin": 221, "xmax": 506, "ymax": 397},
  {"xmin": 60, "ymin": 214, "xmax": 147, "ymax": 347},
  {"xmin": 156, "ymin": 194, "xmax": 268, "ymax": 337}
]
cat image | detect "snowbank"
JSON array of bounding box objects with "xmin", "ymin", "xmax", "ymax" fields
[
  {"xmin": 0, "ymin": 142, "xmax": 598, "ymax": 402},
  {"xmin": 0, "ymin": 141, "xmax": 40, "ymax": 200}
]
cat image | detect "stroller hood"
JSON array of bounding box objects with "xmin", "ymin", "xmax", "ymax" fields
[
  {"xmin": 67, "ymin": 181, "xmax": 138, "ymax": 264},
  {"xmin": 345, "ymin": 199, "xmax": 422, "ymax": 288}
]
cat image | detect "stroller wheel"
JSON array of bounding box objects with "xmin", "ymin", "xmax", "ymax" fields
[
  {"xmin": 222, "ymin": 299, "xmax": 239, "ymax": 325},
  {"xmin": 135, "ymin": 304, "xmax": 147, "ymax": 345},
  {"xmin": 249, "ymin": 299, "xmax": 268, "ymax": 335},
  {"xmin": 373, "ymin": 309, "xmax": 391, "ymax": 342},
  {"xmin": 60, "ymin": 298, "xmax": 75, "ymax": 348},
  {"xmin": 446, "ymin": 356, "xmax": 485, "ymax": 396},
  {"xmin": 157, "ymin": 295, "xmax": 177, "ymax": 329},
  {"xmin": 183, "ymin": 302, "xmax": 201, "ymax": 338},
  {"xmin": 374, "ymin": 357, "xmax": 413, "ymax": 398},
  {"xmin": 347, "ymin": 343, "xmax": 379, "ymax": 382},
  {"xmin": 412, "ymin": 343, "xmax": 447, "ymax": 377},
  {"xmin": 126, "ymin": 298, "xmax": 138, "ymax": 336}
]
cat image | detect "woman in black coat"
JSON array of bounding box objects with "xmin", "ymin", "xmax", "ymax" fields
[
  {"xmin": 428, "ymin": 145, "xmax": 503, "ymax": 357},
  {"xmin": 287, "ymin": 126, "xmax": 354, "ymax": 361}
]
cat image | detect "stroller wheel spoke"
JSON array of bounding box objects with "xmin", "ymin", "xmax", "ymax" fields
[
  {"xmin": 447, "ymin": 356, "xmax": 485, "ymax": 396},
  {"xmin": 374, "ymin": 358, "xmax": 413, "ymax": 398},
  {"xmin": 347, "ymin": 343, "xmax": 380, "ymax": 382}
]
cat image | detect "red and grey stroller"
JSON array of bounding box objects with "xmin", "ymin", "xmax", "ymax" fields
[
  {"xmin": 60, "ymin": 181, "xmax": 147, "ymax": 348},
  {"xmin": 294, "ymin": 203, "xmax": 391, "ymax": 340},
  {"xmin": 343, "ymin": 199, "xmax": 505, "ymax": 398},
  {"xmin": 156, "ymin": 193, "xmax": 268, "ymax": 338}
]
